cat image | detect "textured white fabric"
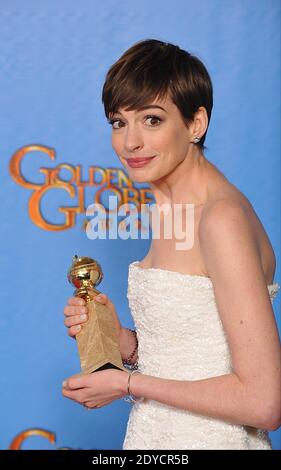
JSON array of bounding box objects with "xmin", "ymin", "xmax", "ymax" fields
[{"xmin": 123, "ymin": 261, "xmax": 280, "ymax": 450}]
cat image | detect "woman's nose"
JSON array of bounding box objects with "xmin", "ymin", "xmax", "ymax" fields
[{"xmin": 124, "ymin": 127, "xmax": 144, "ymax": 153}]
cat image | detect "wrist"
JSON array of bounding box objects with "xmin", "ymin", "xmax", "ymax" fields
[
  {"xmin": 123, "ymin": 329, "xmax": 138, "ymax": 367},
  {"xmin": 118, "ymin": 370, "xmax": 130, "ymax": 396},
  {"xmin": 120, "ymin": 327, "xmax": 138, "ymax": 366},
  {"xmin": 123, "ymin": 370, "xmax": 144, "ymax": 404}
]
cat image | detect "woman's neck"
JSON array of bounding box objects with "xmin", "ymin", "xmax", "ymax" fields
[{"xmin": 149, "ymin": 149, "xmax": 211, "ymax": 208}]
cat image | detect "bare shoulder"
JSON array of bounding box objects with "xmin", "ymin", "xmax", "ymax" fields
[
  {"xmin": 202, "ymin": 197, "xmax": 250, "ymax": 226},
  {"xmin": 198, "ymin": 196, "xmax": 276, "ymax": 284},
  {"xmin": 199, "ymin": 198, "xmax": 254, "ymax": 249},
  {"xmin": 200, "ymin": 197, "xmax": 248, "ymax": 222}
]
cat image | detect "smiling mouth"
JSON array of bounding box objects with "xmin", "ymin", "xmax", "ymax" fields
[
  {"xmin": 126, "ymin": 156, "xmax": 156, "ymax": 167},
  {"xmin": 126, "ymin": 156, "xmax": 156, "ymax": 162}
]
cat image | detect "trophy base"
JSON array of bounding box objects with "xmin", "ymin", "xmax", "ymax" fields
[
  {"xmin": 76, "ymin": 361, "xmax": 127, "ymax": 376},
  {"xmin": 95, "ymin": 362, "xmax": 123, "ymax": 372}
]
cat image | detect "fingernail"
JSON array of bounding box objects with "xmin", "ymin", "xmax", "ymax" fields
[
  {"xmin": 62, "ymin": 380, "xmax": 67, "ymax": 388},
  {"xmin": 76, "ymin": 325, "xmax": 81, "ymax": 332},
  {"xmin": 80, "ymin": 314, "xmax": 87, "ymax": 320},
  {"xmin": 95, "ymin": 295, "xmax": 101, "ymax": 301}
]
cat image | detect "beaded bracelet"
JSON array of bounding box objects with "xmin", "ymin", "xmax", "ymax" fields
[{"xmin": 122, "ymin": 328, "xmax": 138, "ymax": 370}]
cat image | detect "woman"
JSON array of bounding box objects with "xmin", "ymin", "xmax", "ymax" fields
[{"xmin": 62, "ymin": 39, "xmax": 280, "ymax": 449}]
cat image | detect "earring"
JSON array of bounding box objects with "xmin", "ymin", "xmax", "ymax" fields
[{"xmin": 193, "ymin": 136, "xmax": 200, "ymax": 143}]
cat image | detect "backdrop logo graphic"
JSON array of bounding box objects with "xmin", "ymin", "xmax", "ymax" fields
[
  {"xmin": 9, "ymin": 428, "xmax": 72, "ymax": 450},
  {"xmin": 9, "ymin": 145, "xmax": 154, "ymax": 231}
]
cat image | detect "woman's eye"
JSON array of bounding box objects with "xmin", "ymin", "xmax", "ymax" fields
[
  {"xmin": 108, "ymin": 119, "xmax": 123, "ymax": 129},
  {"xmin": 107, "ymin": 115, "xmax": 162, "ymax": 129},
  {"xmin": 145, "ymin": 115, "xmax": 162, "ymax": 126}
]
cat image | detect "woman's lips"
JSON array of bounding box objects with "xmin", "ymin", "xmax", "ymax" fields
[{"xmin": 126, "ymin": 156, "xmax": 156, "ymax": 168}]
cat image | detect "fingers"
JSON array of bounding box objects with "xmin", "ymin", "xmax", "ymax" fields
[
  {"xmin": 94, "ymin": 294, "xmax": 115, "ymax": 311},
  {"xmin": 64, "ymin": 294, "xmax": 108, "ymax": 316},
  {"xmin": 64, "ymin": 304, "xmax": 87, "ymax": 317},
  {"xmin": 68, "ymin": 325, "xmax": 81, "ymax": 337},
  {"xmin": 94, "ymin": 293, "xmax": 108, "ymax": 304},
  {"xmin": 65, "ymin": 315, "xmax": 88, "ymax": 337},
  {"xmin": 62, "ymin": 373, "xmax": 113, "ymax": 409},
  {"xmin": 64, "ymin": 313, "xmax": 88, "ymax": 328},
  {"xmin": 67, "ymin": 296, "xmax": 86, "ymax": 307},
  {"xmin": 62, "ymin": 388, "xmax": 84, "ymax": 404},
  {"xmin": 84, "ymin": 400, "xmax": 113, "ymax": 409},
  {"xmin": 64, "ymin": 303, "xmax": 88, "ymax": 338},
  {"xmin": 64, "ymin": 294, "xmax": 108, "ymax": 315},
  {"xmin": 63, "ymin": 374, "xmax": 90, "ymax": 391},
  {"xmin": 64, "ymin": 294, "xmax": 111, "ymax": 339}
]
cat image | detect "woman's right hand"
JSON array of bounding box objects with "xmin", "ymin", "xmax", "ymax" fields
[
  {"xmin": 63, "ymin": 296, "xmax": 88, "ymax": 337},
  {"xmin": 63, "ymin": 294, "xmax": 123, "ymax": 339}
]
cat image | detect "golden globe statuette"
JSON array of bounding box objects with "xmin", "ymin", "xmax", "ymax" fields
[{"xmin": 67, "ymin": 255, "xmax": 126, "ymax": 374}]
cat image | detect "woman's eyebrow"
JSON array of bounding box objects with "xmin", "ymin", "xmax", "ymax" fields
[
  {"xmin": 114, "ymin": 105, "xmax": 167, "ymax": 116},
  {"xmin": 137, "ymin": 105, "xmax": 167, "ymax": 112}
]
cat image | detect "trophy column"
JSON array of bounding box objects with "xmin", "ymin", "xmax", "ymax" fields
[{"xmin": 68, "ymin": 255, "xmax": 126, "ymax": 374}]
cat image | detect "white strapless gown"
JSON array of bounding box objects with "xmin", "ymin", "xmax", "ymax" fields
[{"xmin": 123, "ymin": 261, "xmax": 280, "ymax": 450}]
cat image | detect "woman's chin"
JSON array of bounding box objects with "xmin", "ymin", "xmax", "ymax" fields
[
  {"xmin": 127, "ymin": 170, "xmax": 163, "ymax": 184},
  {"xmin": 126, "ymin": 169, "xmax": 150, "ymax": 184}
]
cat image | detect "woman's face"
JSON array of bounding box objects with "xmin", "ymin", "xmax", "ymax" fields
[{"xmin": 109, "ymin": 94, "xmax": 193, "ymax": 183}]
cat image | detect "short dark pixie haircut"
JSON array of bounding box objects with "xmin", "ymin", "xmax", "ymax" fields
[{"xmin": 102, "ymin": 38, "xmax": 213, "ymax": 150}]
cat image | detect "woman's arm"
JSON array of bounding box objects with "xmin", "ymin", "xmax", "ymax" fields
[{"xmin": 129, "ymin": 200, "xmax": 281, "ymax": 431}]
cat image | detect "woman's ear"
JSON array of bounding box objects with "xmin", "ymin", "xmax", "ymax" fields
[{"xmin": 190, "ymin": 106, "xmax": 208, "ymax": 142}]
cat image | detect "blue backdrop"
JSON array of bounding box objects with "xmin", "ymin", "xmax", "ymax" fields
[{"xmin": 0, "ymin": 0, "xmax": 280, "ymax": 450}]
